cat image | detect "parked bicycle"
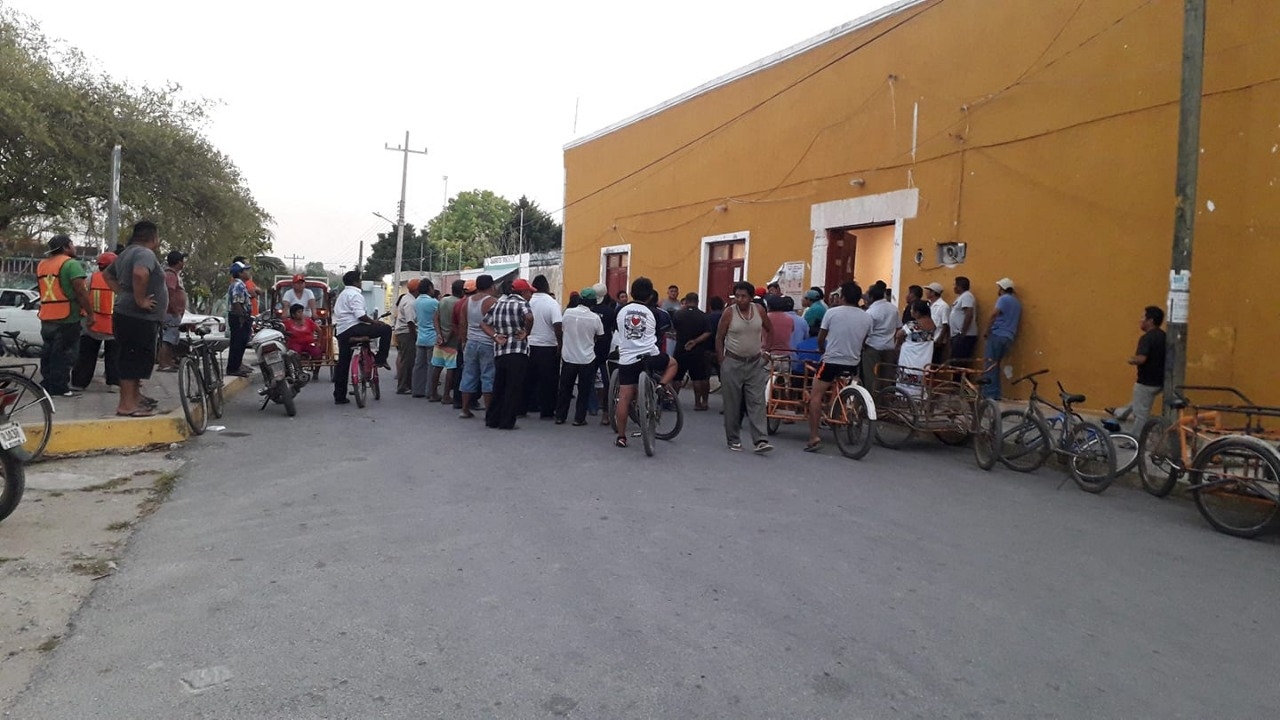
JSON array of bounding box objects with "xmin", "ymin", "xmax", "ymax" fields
[
  {"xmin": 0, "ymin": 364, "xmax": 55, "ymax": 461},
  {"xmin": 763, "ymin": 354, "xmax": 876, "ymax": 460},
  {"xmin": 0, "ymin": 330, "xmax": 40, "ymax": 358},
  {"xmin": 1137, "ymin": 386, "xmax": 1280, "ymax": 538},
  {"xmin": 999, "ymin": 369, "xmax": 1117, "ymax": 493},
  {"xmin": 176, "ymin": 325, "xmax": 225, "ymax": 435},
  {"xmin": 1100, "ymin": 419, "xmax": 1140, "ymax": 477}
]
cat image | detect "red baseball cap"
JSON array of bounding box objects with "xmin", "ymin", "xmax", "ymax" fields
[
  {"xmin": 755, "ymin": 285, "xmax": 767, "ymax": 298},
  {"xmin": 511, "ymin": 279, "xmax": 533, "ymax": 293},
  {"xmin": 292, "ymin": 274, "xmax": 305, "ymax": 283}
]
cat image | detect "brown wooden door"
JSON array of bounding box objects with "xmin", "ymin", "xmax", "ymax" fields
[
  {"xmin": 605, "ymin": 252, "xmax": 629, "ymax": 300},
  {"xmin": 825, "ymin": 229, "xmax": 856, "ymax": 293},
  {"xmin": 706, "ymin": 240, "xmax": 746, "ymax": 308}
]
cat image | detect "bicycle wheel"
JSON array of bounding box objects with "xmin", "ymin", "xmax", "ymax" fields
[
  {"xmin": 178, "ymin": 357, "xmax": 208, "ymax": 435},
  {"xmin": 1190, "ymin": 435, "xmax": 1280, "ymax": 539},
  {"xmin": 831, "ymin": 386, "xmax": 873, "ymax": 460},
  {"xmin": 0, "ymin": 372, "xmax": 53, "ymax": 461},
  {"xmin": 1111, "ymin": 432, "xmax": 1140, "ymax": 477},
  {"xmin": 0, "ymin": 448, "xmax": 26, "ymax": 523},
  {"xmin": 204, "ymin": 350, "xmax": 224, "ymax": 419},
  {"xmin": 654, "ymin": 381, "xmax": 683, "ymax": 441},
  {"xmin": 370, "ymin": 356, "xmax": 381, "ymax": 401},
  {"xmin": 607, "ymin": 369, "xmax": 620, "ymax": 432},
  {"xmin": 1137, "ymin": 418, "xmax": 1181, "ymax": 497},
  {"xmin": 352, "ymin": 354, "xmax": 367, "ymax": 408},
  {"xmin": 1068, "ymin": 421, "xmax": 1117, "ymax": 493},
  {"xmin": 638, "ymin": 373, "xmax": 656, "ymax": 457},
  {"xmin": 972, "ymin": 399, "xmax": 1000, "ymax": 471},
  {"xmin": 999, "ymin": 410, "xmax": 1052, "ymax": 472},
  {"xmin": 873, "ymin": 386, "xmax": 916, "ymax": 449}
]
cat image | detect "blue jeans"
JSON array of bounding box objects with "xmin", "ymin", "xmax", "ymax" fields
[
  {"xmin": 981, "ymin": 334, "xmax": 1014, "ymax": 399},
  {"xmin": 460, "ymin": 340, "xmax": 495, "ymax": 394}
]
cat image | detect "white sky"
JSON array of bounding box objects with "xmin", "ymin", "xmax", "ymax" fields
[{"xmin": 11, "ymin": 0, "xmax": 895, "ymax": 270}]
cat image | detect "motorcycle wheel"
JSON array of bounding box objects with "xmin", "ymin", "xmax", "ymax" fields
[
  {"xmin": 278, "ymin": 379, "xmax": 296, "ymax": 417},
  {"xmin": 0, "ymin": 448, "xmax": 25, "ymax": 523}
]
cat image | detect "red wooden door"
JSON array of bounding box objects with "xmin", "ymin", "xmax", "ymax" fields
[
  {"xmin": 706, "ymin": 241, "xmax": 746, "ymax": 308},
  {"xmin": 825, "ymin": 229, "xmax": 856, "ymax": 293},
  {"xmin": 605, "ymin": 252, "xmax": 629, "ymax": 300}
]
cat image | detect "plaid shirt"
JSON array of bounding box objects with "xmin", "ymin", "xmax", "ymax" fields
[{"xmin": 485, "ymin": 294, "xmax": 532, "ymax": 357}]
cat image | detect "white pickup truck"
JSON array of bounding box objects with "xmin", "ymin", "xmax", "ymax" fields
[{"xmin": 0, "ymin": 288, "xmax": 228, "ymax": 354}]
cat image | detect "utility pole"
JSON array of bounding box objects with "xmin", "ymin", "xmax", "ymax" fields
[
  {"xmin": 106, "ymin": 145, "xmax": 121, "ymax": 252},
  {"xmin": 357, "ymin": 241, "xmax": 364, "ymax": 279},
  {"xmin": 518, "ymin": 205, "xmax": 525, "ymax": 256},
  {"xmin": 284, "ymin": 253, "xmax": 305, "ymax": 273},
  {"xmin": 384, "ymin": 131, "xmax": 428, "ymax": 298},
  {"xmin": 1164, "ymin": 0, "xmax": 1206, "ymax": 411}
]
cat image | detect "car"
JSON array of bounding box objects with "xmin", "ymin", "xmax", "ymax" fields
[{"xmin": 0, "ymin": 288, "xmax": 37, "ymax": 308}]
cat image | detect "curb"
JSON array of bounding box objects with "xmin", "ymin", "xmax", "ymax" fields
[{"xmin": 41, "ymin": 375, "xmax": 255, "ymax": 458}]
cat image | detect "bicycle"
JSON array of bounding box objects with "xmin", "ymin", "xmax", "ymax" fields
[
  {"xmin": 0, "ymin": 330, "xmax": 40, "ymax": 358},
  {"xmin": 606, "ymin": 358, "xmax": 683, "ymax": 449},
  {"xmin": 349, "ymin": 337, "xmax": 381, "ymax": 409},
  {"xmin": 764, "ymin": 356, "xmax": 877, "ymax": 460},
  {"xmin": 999, "ymin": 369, "xmax": 1117, "ymax": 493},
  {"xmin": 1099, "ymin": 419, "xmax": 1140, "ymax": 477},
  {"xmin": 175, "ymin": 326, "xmax": 225, "ymax": 435},
  {"xmin": 0, "ymin": 364, "xmax": 55, "ymax": 461},
  {"xmin": 872, "ymin": 360, "xmax": 1002, "ymax": 471}
]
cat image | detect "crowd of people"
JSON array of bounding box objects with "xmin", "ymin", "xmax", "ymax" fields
[{"xmin": 29, "ymin": 218, "xmax": 1164, "ymax": 446}]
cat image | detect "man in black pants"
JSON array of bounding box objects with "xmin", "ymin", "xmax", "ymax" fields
[
  {"xmin": 483, "ymin": 279, "xmax": 534, "ymax": 429},
  {"xmin": 524, "ymin": 275, "xmax": 562, "ymax": 419},
  {"xmin": 331, "ymin": 271, "xmax": 393, "ymax": 405}
]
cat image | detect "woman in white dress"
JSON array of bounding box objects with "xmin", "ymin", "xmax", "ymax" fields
[{"xmin": 895, "ymin": 300, "xmax": 937, "ymax": 397}]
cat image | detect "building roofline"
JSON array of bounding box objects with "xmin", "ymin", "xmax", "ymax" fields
[{"xmin": 563, "ymin": 0, "xmax": 928, "ymax": 151}]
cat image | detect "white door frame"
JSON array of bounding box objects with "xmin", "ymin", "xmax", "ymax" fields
[
  {"xmin": 697, "ymin": 230, "xmax": 750, "ymax": 306},
  {"xmin": 598, "ymin": 243, "xmax": 632, "ymax": 289},
  {"xmin": 810, "ymin": 188, "xmax": 918, "ymax": 298}
]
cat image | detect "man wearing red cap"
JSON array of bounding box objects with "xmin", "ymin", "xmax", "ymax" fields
[
  {"xmin": 280, "ymin": 274, "xmax": 316, "ymax": 318},
  {"xmin": 481, "ymin": 279, "xmax": 534, "ymax": 429},
  {"xmin": 72, "ymin": 251, "xmax": 120, "ymax": 390}
]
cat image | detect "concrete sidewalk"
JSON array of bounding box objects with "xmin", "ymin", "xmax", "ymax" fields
[{"xmin": 1, "ymin": 354, "xmax": 253, "ymax": 458}]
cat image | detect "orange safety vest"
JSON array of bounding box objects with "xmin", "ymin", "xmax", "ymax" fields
[
  {"xmin": 246, "ymin": 279, "xmax": 260, "ymax": 315},
  {"xmin": 88, "ymin": 272, "xmax": 115, "ymax": 338},
  {"xmin": 36, "ymin": 255, "xmax": 73, "ymax": 321}
]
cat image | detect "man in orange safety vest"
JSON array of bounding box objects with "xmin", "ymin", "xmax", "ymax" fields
[
  {"xmin": 36, "ymin": 236, "xmax": 92, "ymax": 398},
  {"xmin": 71, "ymin": 252, "xmax": 120, "ymax": 391}
]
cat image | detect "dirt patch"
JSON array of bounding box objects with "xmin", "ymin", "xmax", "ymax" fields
[{"xmin": 0, "ymin": 452, "xmax": 182, "ymax": 710}]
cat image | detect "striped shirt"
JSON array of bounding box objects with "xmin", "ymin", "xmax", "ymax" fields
[{"xmin": 485, "ymin": 294, "xmax": 532, "ymax": 357}]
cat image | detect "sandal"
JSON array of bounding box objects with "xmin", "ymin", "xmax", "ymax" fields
[
  {"xmin": 803, "ymin": 439, "xmax": 823, "ymax": 453},
  {"xmin": 116, "ymin": 408, "xmax": 156, "ymax": 418},
  {"xmin": 615, "ymin": 435, "xmax": 628, "ymax": 448}
]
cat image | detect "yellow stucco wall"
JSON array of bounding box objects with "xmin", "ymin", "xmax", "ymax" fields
[{"xmin": 563, "ymin": 0, "xmax": 1280, "ymax": 407}]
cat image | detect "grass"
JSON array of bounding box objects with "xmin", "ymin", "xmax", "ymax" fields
[
  {"xmin": 137, "ymin": 470, "xmax": 180, "ymax": 518},
  {"xmin": 105, "ymin": 520, "xmax": 131, "ymax": 532},
  {"xmin": 80, "ymin": 476, "xmax": 132, "ymax": 493},
  {"xmin": 69, "ymin": 556, "xmax": 113, "ymax": 577},
  {"xmin": 36, "ymin": 636, "xmax": 61, "ymax": 653},
  {"xmin": 0, "ymin": 556, "xmax": 20, "ymax": 565}
]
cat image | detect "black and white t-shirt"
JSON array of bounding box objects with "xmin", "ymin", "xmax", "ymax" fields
[{"xmin": 616, "ymin": 303, "xmax": 658, "ymax": 364}]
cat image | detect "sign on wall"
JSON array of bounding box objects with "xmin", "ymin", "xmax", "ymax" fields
[{"xmin": 774, "ymin": 261, "xmax": 807, "ymax": 303}]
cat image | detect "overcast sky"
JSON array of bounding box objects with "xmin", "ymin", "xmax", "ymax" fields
[{"xmin": 12, "ymin": 0, "xmax": 896, "ymax": 271}]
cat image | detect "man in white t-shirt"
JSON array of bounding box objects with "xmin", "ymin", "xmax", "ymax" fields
[
  {"xmin": 924, "ymin": 282, "xmax": 949, "ymax": 364},
  {"xmin": 862, "ymin": 284, "xmax": 901, "ymax": 389},
  {"xmin": 280, "ymin": 274, "xmax": 316, "ymax": 318},
  {"xmin": 555, "ymin": 287, "xmax": 604, "ymax": 426},
  {"xmin": 525, "ymin": 275, "xmax": 563, "ymax": 419},
  {"xmin": 332, "ymin": 270, "xmax": 392, "ymax": 405},
  {"xmin": 613, "ymin": 277, "xmax": 678, "ymax": 448},
  {"xmin": 807, "ymin": 281, "xmax": 873, "ymax": 452},
  {"xmin": 949, "ymin": 276, "xmax": 979, "ymax": 362},
  {"xmin": 392, "ymin": 279, "xmax": 421, "ymax": 394}
]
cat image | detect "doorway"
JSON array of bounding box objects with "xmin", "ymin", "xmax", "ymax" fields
[
  {"xmin": 705, "ymin": 239, "xmax": 746, "ymax": 308},
  {"xmin": 604, "ymin": 251, "xmax": 629, "ymax": 300},
  {"xmin": 824, "ymin": 223, "xmax": 896, "ymax": 297}
]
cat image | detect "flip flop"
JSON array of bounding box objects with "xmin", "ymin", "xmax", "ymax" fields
[
  {"xmin": 615, "ymin": 435, "xmax": 628, "ymax": 448},
  {"xmin": 116, "ymin": 409, "xmax": 156, "ymax": 418},
  {"xmin": 156, "ymin": 367, "xmax": 178, "ymax": 373},
  {"xmin": 803, "ymin": 440, "xmax": 823, "ymax": 453}
]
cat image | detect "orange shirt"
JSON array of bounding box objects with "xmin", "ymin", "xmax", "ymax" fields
[{"xmin": 245, "ymin": 279, "xmax": 260, "ymax": 315}]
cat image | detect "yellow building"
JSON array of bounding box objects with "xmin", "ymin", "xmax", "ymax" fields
[{"xmin": 562, "ymin": 0, "xmax": 1280, "ymax": 406}]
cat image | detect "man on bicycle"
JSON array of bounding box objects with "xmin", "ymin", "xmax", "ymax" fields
[
  {"xmin": 806, "ymin": 281, "xmax": 872, "ymax": 453},
  {"xmin": 332, "ymin": 270, "xmax": 392, "ymax": 405},
  {"xmin": 613, "ymin": 277, "xmax": 678, "ymax": 448}
]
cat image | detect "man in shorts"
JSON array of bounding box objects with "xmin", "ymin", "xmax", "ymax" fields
[
  {"xmin": 157, "ymin": 251, "xmax": 187, "ymax": 371},
  {"xmin": 672, "ymin": 292, "xmax": 712, "ymax": 411},
  {"xmin": 806, "ymin": 281, "xmax": 872, "ymax": 452},
  {"xmin": 107, "ymin": 221, "xmax": 168, "ymax": 417},
  {"xmin": 612, "ymin": 277, "xmax": 678, "ymax": 448}
]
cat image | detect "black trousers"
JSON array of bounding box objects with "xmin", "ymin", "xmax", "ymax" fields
[
  {"xmin": 951, "ymin": 335, "xmax": 978, "ymax": 363},
  {"xmin": 525, "ymin": 345, "xmax": 560, "ymax": 417},
  {"xmin": 334, "ymin": 322, "xmax": 393, "ymax": 401},
  {"xmin": 39, "ymin": 322, "xmax": 81, "ymax": 395},
  {"xmin": 487, "ymin": 353, "xmax": 529, "ymax": 429},
  {"xmin": 226, "ymin": 314, "xmax": 253, "ymax": 373},
  {"xmin": 72, "ymin": 335, "xmax": 119, "ymax": 388},
  {"xmin": 555, "ymin": 361, "xmax": 595, "ymax": 424}
]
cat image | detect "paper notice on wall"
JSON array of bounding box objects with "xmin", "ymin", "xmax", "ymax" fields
[
  {"xmin": 1169, "ymin": 269, "xmax": 1191, "ymax": 292},
  {"xmin": 1167, "ymin": 290, "xmax": 1190, "ymax": 324},
  {"xmin": 767, "ymin": 262, "xmax": 808, "ymax": 303}
]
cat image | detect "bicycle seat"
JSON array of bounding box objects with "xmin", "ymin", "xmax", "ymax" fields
[
  {"xmin": 348, "ymin": 337, "xmax": 373, "ymax": 345},
  {"xmin": 2, "ymin": 331, "xmax": 19, "ymax": 340},
  {"xmin": 1168, "ymin": 397, "xmax": 1188, "ymax": 410},
  {"xmin": 1060, "ymin": 392, "xmax": 1086, "ymax": 405}
]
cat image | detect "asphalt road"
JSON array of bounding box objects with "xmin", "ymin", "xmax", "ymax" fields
[{"xmin": 11, "ymin": 373, "xmax": 1279, "ymax": 719}]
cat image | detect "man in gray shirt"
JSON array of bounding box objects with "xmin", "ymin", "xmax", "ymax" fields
[
  {"xmin": 807, "ymin": 281, "xmax": 872, "ymax": 452},
  {"xmin": 107, "ymin": 220, "xmax": 168, "ymax": 417}
]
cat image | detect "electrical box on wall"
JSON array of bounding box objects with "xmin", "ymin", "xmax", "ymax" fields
[{"xmin": 936, "ymin": 242, "xmax": 967, "ymax": 266}]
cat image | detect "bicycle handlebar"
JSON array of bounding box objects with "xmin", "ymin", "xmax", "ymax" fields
[
  {"xmin": 1012, "ymin": 368, "xmax": 1050, "ymax": 386},
  {"xmin": 1176, "ymin": 385, "xmax": 1256, "ymax": 406}
]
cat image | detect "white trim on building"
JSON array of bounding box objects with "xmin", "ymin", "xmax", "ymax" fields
[
  {"xmin": 697, "ymin": 230, "xmax": 751, "ymax": 306},
  {"xmin": 809, "ymin": 188, "xmax": 919, "ymax": 297},
  {"xmin": 564, "ymin": 0, "xmax": 929, "ymax": 150},
  {"xmin": 599, "ymin": 243, "xmax": 632, "ymax": 287}
]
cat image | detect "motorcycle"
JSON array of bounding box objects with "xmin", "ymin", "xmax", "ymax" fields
[{"xmin": 249, "ymin": 315, "xmax": 308, "ymax": 417}]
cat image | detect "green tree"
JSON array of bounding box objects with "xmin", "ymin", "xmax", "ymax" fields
[
  {"xmin": 496, "ymin": 196, "xmax": 562, "ymax": 254},
  {"xmin": 363, "ymin": 222, "xmax": 421, "ymax": 280},
  {"xmin": 426, "ymin": 190, "xmax": 514, "ymax": 270}
]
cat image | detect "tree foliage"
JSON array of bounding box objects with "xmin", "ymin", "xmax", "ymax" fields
[{"xmin": 0, "ymin": 8, "xmax": 272, "ymax": 310}]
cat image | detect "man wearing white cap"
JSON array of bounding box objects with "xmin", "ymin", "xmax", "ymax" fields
[
  {"xmin": 982, "ymin": 278, "xmax": 1022, "ymax": 399},
  {"xmin": 923, "ymin": 282, "xmax": 949, "ymax": 365}
]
